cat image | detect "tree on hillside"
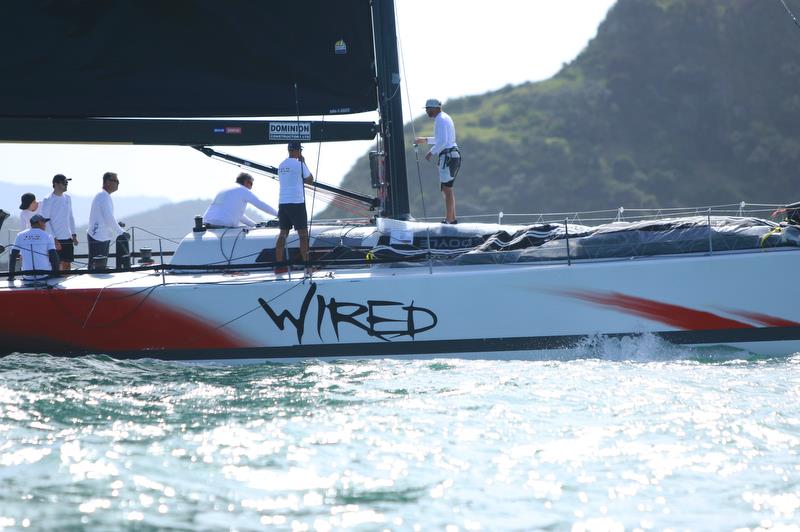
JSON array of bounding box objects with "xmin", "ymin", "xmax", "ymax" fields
[{"xmin": 321, "ymin": 0, "xmax": 800, "ymax": 220}]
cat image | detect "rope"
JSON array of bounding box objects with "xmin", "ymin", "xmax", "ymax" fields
[
  {"xmin": 760, "ymin": 226, "xmax": 784, "ymax": 247},
  {"xmin": 127, "ymin": 226, "xmax": 181, "ymax": 245}
]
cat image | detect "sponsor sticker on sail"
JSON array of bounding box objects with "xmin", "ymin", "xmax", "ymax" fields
[
  {"xmin": 268, "ymin": 122, "xmax": 311, "ymax": 140},
  {"xmin": 334, "ymin": 39, "xmax": 347, "ymax": 55},
  {"xmin": 213, "ymin": 126, "xmax": 242, "ymax": 135}
]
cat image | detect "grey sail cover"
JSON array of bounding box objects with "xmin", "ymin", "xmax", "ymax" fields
[{"xmin": 0, "ymin": 0, "xmax": 376, "ymax": 118}]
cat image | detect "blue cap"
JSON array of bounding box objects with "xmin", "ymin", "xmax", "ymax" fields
[{"xmin": 287, "ymin": 141, "xmax": 303, "ymax": 151}]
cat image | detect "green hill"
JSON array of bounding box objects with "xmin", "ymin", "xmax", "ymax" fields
[{"xmin": 322, "ymin": 0, "xmax": 800, "ymax": 220}]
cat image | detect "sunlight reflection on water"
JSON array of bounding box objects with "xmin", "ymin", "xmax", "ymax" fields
[{"xmin": 0, "ymin": 349, "xmax": 799, "ymax": 530}]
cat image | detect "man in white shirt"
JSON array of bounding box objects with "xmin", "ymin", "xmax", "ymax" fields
[
  {"xmin": 203, "ymin": 172, "xmax": 277, "ymax": 228},
  {"xmin": 8, "ymin": 214, "xmax": 59, "ymax": 282},
  {"xmin": 39, "ymin": 174, "xmax": 78, "ymax": 270},
  {"xmin": 415, "ymin": 98, "xmax": 462, "ymax": 224},
  {"xmin": 275, "ymin": 142, "xmax": 314, "ymax": 275},
  {"xmin": 88, "ymin": 171, "xmax": 126, "ymax": 271}
]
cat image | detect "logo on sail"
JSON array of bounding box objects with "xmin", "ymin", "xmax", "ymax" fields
[
  {"xmin": 334, "ymin": 39, "xmax": 347, "ymax": 55},
  {"xmin": 268, "ymin": 122, "xmax": 311, "ymax": 140}
]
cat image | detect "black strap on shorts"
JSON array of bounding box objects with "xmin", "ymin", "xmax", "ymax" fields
[{"xmin": 438, "ymin": 146, "xmax": 462, "ymax": 179}]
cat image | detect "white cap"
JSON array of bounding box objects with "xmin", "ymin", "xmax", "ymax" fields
[{"xmin": 424, "ymin": 98, "xmax": 442, "ymax": 108}]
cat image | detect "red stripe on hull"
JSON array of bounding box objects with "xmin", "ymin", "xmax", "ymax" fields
[
  {"xmin": 726, "ymin": 311, "xmax": 800, "ymax": 328},
  {"xmin": 565, "ymin": 291, "xmax": 753, "ymax": 330},
  {"xmin": 0, "ymin": 287, "xmax": 246, "ymax": 353}
]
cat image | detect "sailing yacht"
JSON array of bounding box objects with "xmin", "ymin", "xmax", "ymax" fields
[{"xmin": 0, "ymin": 1, "xmax": 798, "ymax": 361}]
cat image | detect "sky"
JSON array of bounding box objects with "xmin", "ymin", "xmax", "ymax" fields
[{"xmin": 0, "ymin": 1, "xmax": 617, "ymax": 209}]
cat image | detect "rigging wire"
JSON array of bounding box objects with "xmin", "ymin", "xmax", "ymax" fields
[
  {"xmin": 197, "ymin": 148, "xmax": 371, "ymax": 217},
  {"xmin": 307, "ymin": 117, "xmax": 326, "ymax": 272},
  {"xmin": 209, "ymin": 275, "xmax": 312, "ymax": 333},
  {"xmin": 779, "ymin": 0, "xmax": 800, "ymax": 28},
  {"xmin": 394, "ymin": 0, "xmax": 428, "ymax": 221},
  {"xmin": 393, "ymin": 0, "xmax": 434, "ymax": 269},
  {"xmin": 310, "ymin": 115, "xmax": 323, "ymax": 229},
  {"xmin": 293, "ymin": 82, "xmax": 319, "ymax": 243}
]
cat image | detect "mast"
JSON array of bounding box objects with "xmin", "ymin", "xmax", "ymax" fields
[{"xmin": 372, "ymin": 0, "xmax": 411, "ymax": 219}]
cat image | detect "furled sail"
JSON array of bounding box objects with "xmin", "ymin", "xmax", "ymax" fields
[{"xmin": 0, "ymin": 0, "xmax": 376, "ymax": 118}]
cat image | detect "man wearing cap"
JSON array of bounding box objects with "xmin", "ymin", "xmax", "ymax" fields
[
  {"xmin": 88, "ymin": 171, "xmax": 126, "ymax": 271},
  {"xmin": 8, "ymin": 213, "xmax": 59, "ymax": 282},
  {"xmin": 274, "ymin": 142, "xmax": 314, "ymax": 275},
  {"xmin": 39, "ymin": 174, "xmax": 78, "ymax": 270},
  {"xmin": 415, "ymin": 98, "xmax": 461, "ymax": 224},
  {"xmin": 202, "ymin": 172, "xmax": 278, "ymax": 228},
  {"xmin": 18, "ymin": 192, "xmax": 39, "ymax": 230}
]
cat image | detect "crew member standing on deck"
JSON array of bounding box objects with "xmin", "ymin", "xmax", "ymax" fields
[
  {"xmin": 40, "ymin": 174, "xmax": 78, "ymax": 270},
  {"xmin": 274, "ymin": 141, "xmax": 314, "ymax": 275},
  {"xmin": 87, "ymin": 171, "xmax": 126, "ymax": 271},
  {"xmin": 415, "ymin": 98, "xmax": 461, "ymax": 224},
  {"xmin": 202, "ymin": 172, "xmax": 277, "ymax": 228}
]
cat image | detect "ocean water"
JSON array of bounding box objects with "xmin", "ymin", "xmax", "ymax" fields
[{"xmin": 1, "ymin": 338, "xmax": 800, "ymax": 531}]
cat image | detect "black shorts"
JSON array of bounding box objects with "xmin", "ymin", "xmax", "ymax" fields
[
  {"xmin": 278, "ymin": 203, "xmax": 308, "ymax": 231},
  {"xmin": 56, "ymin": 239, "xmax": 75, "ymax": 262},
  {"xmin": 441, "ymin": 177, "xmax": 457, "ymax": 190}
]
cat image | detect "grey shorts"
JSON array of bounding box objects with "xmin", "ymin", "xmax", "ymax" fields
[{"xmin": 438, "ymin": 152, "xmax": 461, "ymax": 183}]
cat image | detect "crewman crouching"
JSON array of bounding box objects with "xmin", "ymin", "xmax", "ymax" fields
[{"xmin": 8, "ymin": 214, "xmax": 59, "ymax": 282}]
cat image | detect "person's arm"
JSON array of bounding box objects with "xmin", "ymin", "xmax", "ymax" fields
[
  {"xmin": 302, "ymin": 162, "xmax": 314, "ymax": 185},
  {"xmin": 48, "ymin": 249, "xmax": 59, "ymax": 272},
  {"xmin": 39, "ymin": 198, "xmax": 61, "ymax": 249},
  {"xmin": 39, "ymin": 198, "xmax": 54, "ymax": 236},
  {"xmin": 245, "ymin": 189, "xmax": 278, "ymax": 217},
  {"xmin": 428, "ymin": 117, "xmax": 445, "ymax": 157},
  {"xmin": 100, "ymin": 194, "xmax": 125, "ymax": 238},
  {"xmin": 68, "ymin": 196, "xmax": 78, "ymax": 244},
  {"xmin": 8, "ymin": 248, "xmax": 19, "ymax": 280},
  {"xmin": 47, "ymin": 236, "xmax": 58, "ymax": 271},
  {"xmin": 239, "ymin": 213, "xmax": 257, "ymax": 227}
]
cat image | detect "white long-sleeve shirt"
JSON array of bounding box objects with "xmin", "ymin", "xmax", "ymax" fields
[
  {"xmin": 40, "ymin": 193, "xmax": 76, "ymax": 240},
  {"xmin": 88, "ymin": 190, "xmax": 124, "ymax": 242},
  {"xmin": 425, "ymin": 111, "xmax": 458, "ymax": 157},
  {"xmin": 203, "ymin": 184, "xmax": 278, "ymax": 227}
]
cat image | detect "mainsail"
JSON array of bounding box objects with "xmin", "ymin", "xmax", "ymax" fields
[
  {"xmin": 0, "ymin": 0, "xmax": 376, "ymax": 118},
  {"xmin": 0, "ymin": 0, "xmax": 411, "ymax": 217}
]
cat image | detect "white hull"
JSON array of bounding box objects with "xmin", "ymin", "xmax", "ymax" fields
[{"xmin": 2, "ymin": 224, "xmax": 798, "ymax": 361}]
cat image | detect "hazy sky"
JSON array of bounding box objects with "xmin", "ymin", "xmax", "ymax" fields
[{"xmin": 0, "ymin": 1, "xmax": 616, "ymax": 208}]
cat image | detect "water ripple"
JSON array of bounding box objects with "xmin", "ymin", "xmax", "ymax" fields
[{"xmin": 0, "ymin": 351, "xmax": 799, "ymax": 529}]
